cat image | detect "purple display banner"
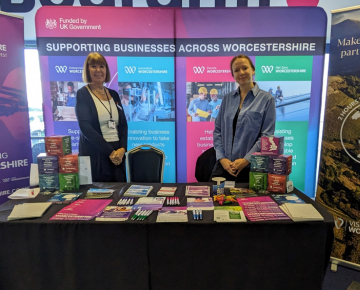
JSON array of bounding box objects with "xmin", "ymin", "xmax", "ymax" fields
[{"xmin": 0, "ymin": 12, "xmax": 31, "ymax": 205}]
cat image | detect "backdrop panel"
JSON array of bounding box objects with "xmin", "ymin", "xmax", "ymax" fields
[
  {"xmin": 0, "ymin": 12, "xmax": 31, "ymax": 205},
  {"xmin": 35, "ymin": 7, "xmax": 176, "ymax": 182},
  {"xmin": 175, "ymin": 7, "xmax": 327, "ymax": 198},
  {"xmin": 316, "ymin": 5, "xmax": 360, "ymax": 267}
]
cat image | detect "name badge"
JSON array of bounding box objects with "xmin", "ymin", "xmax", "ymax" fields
[{"xmin": 108, "ymin": 120, "xmax": 116, "ymax": 129}]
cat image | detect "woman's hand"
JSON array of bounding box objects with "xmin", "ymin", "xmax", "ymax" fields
[
  {"xmin": 109, "ymin": 148, "xmax": 125, "ymax": 166},
  {"xmin": 230, "ymin": 158, "xmax": 249, "ymax": 176},
  {"xmin": 219, "ymin": 158, "xmax": 237, "ymax": 177}
]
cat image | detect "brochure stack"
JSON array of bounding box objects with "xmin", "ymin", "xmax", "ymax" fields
[
  {"xmin": 58, "ymin": 153, "xmax": 79, "ymax": 191},
  {"xmin": 38, "ymin": 135, "xmax": 79, "ymax": 193},
  {"xmin": 37, "ymin": 153, "xmax": 60, "ymax": 192},
  {"xmin": 249, "ymin": 136, "xmax": 293, "ymax": 193}
]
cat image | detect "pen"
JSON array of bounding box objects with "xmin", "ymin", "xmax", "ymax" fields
[
  {"xmin": 139, "ymin": 210, "xmax": 149, "ymax": 221},
  {"xmin": 199, "ymin": 209, "xmax": 203, "ymax": 220},
  {"xmin": 193, "ymin": 209, "xmax": 196, "ymax": 220},
  {"xmin": 144, "ymin": 210, "xmax": 153, "ymax": 220},
  {"xmin": 126, "ymin": 197, "xmax": 131, "ymax": 205},
  {"xmin": 131, "ymin": 209, "xmax": 141, "ymax": 220},
  {"xmin": 196, "ymin": 209, "xmax": 199, "ymax": 220},
  {"xmin": 142, "ymin": 210, "xmax": 151, "ymax": 221}
]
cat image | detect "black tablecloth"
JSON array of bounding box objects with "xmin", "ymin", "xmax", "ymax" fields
[{"xmin": 0, "ymin": 183, "xmax": 334, "ymax": 290}]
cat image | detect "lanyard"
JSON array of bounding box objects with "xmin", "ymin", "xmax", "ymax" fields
[{"xmin": 88, "ymin": 85, "xmax": 113, "ymax": 120}]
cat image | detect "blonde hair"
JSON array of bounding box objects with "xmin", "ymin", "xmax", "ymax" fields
[{"xmin": 82, "ymin": 52, "xmax": 111, "ymax": 83}]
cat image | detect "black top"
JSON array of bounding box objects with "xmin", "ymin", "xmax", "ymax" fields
[
  {"xmin": 232, "ymin": 107, "xmax": 240, "ymax": 146},
  {"xmin": 75, "ymin": 86, "xmax": 128, "ymax": 174}
]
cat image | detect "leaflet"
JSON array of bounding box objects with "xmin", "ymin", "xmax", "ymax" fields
[{"xmin": 50, "ymin": 199, "xmax": 112, "ymax": 221}]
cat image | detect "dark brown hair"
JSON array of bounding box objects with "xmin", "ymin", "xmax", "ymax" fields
[
  {"xmin": 82, "ymin": 52, "xmax": 111, "ymax": 83},
  {"xmin": 230, "ymin": 55, "xmax": 255, "ymax": 76}
]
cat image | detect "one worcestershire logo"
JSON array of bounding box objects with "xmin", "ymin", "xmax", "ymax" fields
[
  {"xmin": 261, "ymin": 65, "xmax": 274, "ymax": 73},
  {"xmin": 193, "ymin": 66, "xmax": 205, "ymax": 74},
  {"xmin": 55, "ymin": 66, "xmax": 67, "ymax": 73},
  {"xmin": 124, "ymin": 66, "xmax": 136, "ymax": 74}
]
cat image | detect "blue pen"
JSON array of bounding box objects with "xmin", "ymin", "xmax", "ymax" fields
[
  {"xmin": 193, "ymin": 209, "xmax": 196, "ymax": 220},
  {"xmin": 199, "ymin": 209, "xmax": 203, "ymax": 220}
]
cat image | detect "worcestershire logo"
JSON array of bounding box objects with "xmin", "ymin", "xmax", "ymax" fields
[
  {"xmin": 124, "ymin": 66, "xmax": 136, "ymax": 74},
  {"xmin": 55, "ymin": 66, "xmax": 67, "ymax": 73},
  {"xmin": 261, "ymin": 65, "xmax": 274, "ymax": 73},
  {"xmin": 193, "ymin": 66, "xmax": 205, "ymax": 74},
  {"xmin": 45, "ymin": 19, "xmax": 57, "ymax": 29}
]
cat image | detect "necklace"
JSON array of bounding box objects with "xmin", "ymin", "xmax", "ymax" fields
[{"xmin": 91, "ymin": 85, "xmax": 105, "ymax": 95}]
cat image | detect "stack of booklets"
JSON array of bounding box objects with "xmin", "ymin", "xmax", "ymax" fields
[
  {"xmin": 50, "ymin": 199, "xmax": 111, "ymax": 220},
  {"xmin": 47, "ymin": 192, "xmax": 82, "ymax": 204},
  {"xmin": 214, "ymin": 206, "xmax": 247, "ymax": 222},
  {"xmin": 156, "ymin": 207, "xmax": 188, "ymax": 222},
  {"xmin": 124, "ymin": 185, "xmax": 153, "ymax": 197},
  {"xmin": 237, "ymin": 196, "xmax": 290, "ymax": 221},
  {"xmin": 7, "ymin": 202, "xmax": 52, "ymax": 221},
  {"xmin": 85, "ymin": 188, "xmax": 114, "ymax": 199},
  {"xmin": 95, "ymin": 206, "xmax": 133, "ymax": 221},
  {"xmin": 185, "ymin": 186, "xmax": 210, "ymax": 197},
  {"xmin": 272, "ymin": 194, "xmax": 304, "ymax": 204},
  {"xmin": 187, "ymin": 197, "xmax": 214, "ymax": 210},
  {"xmin": 279, "ymin": 203, "xmax": 324, "ymax": 222},
  {"xmin": 157, "ymin": 187, "xmax": 177, "ymax": 196},
  {"xmin": 132, "ymin": 197, "xmax": 166, "ymax": 210}
]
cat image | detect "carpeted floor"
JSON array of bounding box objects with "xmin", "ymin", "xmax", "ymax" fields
[{"xmin": 322, "ymin": 263, "xmax": 360, "ymax": 290}]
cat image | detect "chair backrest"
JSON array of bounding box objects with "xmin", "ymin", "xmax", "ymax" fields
[
  {"xmin": 126, "ymin": 145, "xmax": 165, "ymax": 183},
  {"xmin": 195, "ymin": 147, "xmax": 216, "ymax": 182}
]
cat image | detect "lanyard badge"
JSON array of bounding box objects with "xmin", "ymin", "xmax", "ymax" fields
[{"xmin": 108, "ymin": 120, "xmax": 116, "ymax": 129}]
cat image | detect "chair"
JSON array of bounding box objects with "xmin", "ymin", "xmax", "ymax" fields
[
  {"xmin": 126, "ymin": 145, "xmax": 165, "ymax": 183},
  {"xmin": 195, "ymin": 147, "xmax": 216, "ymax": 182},
  {"xmin": 31, "ymin": 142, "xmax": 45, "ymax": 163}
]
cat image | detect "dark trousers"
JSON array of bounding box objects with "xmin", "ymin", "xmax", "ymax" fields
[
  {"xmin": 91, "ymin": 141, "xmax": 127, "ymax": 182},
  {"xmin": 209, "ymin": 160, "xmax": 250, "ymax": 183}
]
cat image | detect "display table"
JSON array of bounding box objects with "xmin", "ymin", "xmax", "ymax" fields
[{"xmin": 0, "ymin": 183, "xmax": 334, "ymax": 290}]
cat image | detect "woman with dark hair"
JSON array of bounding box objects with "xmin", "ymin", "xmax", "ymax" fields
[
  {"xmin": 75, "ymin": 52, "xmax": 128, "ymax": 182},
  {"xmin": 210, "ymin": 55, "xmax": 276, "ymax": 182}
]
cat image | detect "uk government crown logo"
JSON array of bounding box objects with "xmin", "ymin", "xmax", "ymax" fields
[
  {"xmin": 45, "ymin": 19, "xmax": 57, "ymax": 29},
  {"xmin": 261, "ymin": 65, "xmax": 274, "ymax": 73},
  {"xmin": 55, "ymin": 66, "xmax": 67, "ymax": 73},
  {"xmin": 193, "ymin": 66, "xmax": 205, "ymax": 74},
  {"xmin": 124, "ymin": 66, "xmax": 136, "ymax": 74}
]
